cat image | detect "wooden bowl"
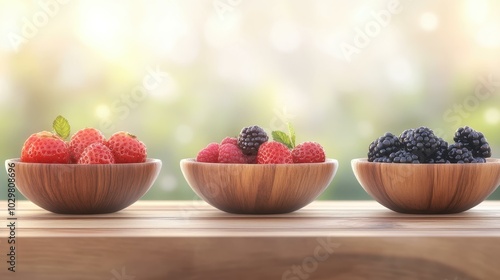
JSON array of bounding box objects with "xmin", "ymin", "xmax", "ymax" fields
[
  {"xmin": 180, "ymin": 158, "xmax": 338, "ymax": 214},
  {"xmin": 351, "ymin": 158, "xmax": 500, "ymax": 214},
  {"xmin": 4, "ymin": 158, "xmax": 162, "ymax": 214}
]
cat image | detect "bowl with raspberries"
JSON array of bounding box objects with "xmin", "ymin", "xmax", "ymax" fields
[
  {"xmin": 5, "ymin": 116, "xmax": 162, "ymax": 214},
  {"xmin": 352, "ymin": 126, "xmax": 500, "ymax": 214},
  {"xmin": 181, "ymin": 124, "xmax": 338, "ymax": 214}
]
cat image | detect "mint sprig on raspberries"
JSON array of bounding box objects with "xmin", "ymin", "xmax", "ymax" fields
[{"xmin": 272, "ymin": 123, "xmax": 296, "ymax": 149}]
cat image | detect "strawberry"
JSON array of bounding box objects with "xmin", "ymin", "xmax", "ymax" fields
[
  {"xmin": 196, "ymin": 143, "xmax": 219, "ymax": 163},
  {"xmin": 21, "ymin": 132, "xmax": 44, "ymax": 162},
  {"xmin": 220, "ymin": 137, "xmax": 238, "ymax": 146},
  {"xmin": 292, "ymin": 142, "xmax": 326, "ymax": 163},
  {"xmin": 21, "ymin": 131, "xmax": 70, "ymax": 163},
  {"xmin": 107, "ymin": 132, "xmax": 147, "ymax": 163},
  {"xmin": 257, "ymin": 141, "xmax": 293, "ymax": 164},
  {"xmin": 218, "ymin": 143, "xmax": 246, "ymax": 163},
  {"xmin": 78, "ymin": 143, "xmax": 115, "ymax": 164},
  {"xmin": 69, "ymin": 128, "xmax": 106, "ymax": 163}
]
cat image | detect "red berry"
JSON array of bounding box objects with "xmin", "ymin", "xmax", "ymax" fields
[
  {"xmin": 21, "ymin": 131, "xmax": 70, "ymax": 163},
  {"xmin": 196, "ymin": 143, "xmax": 219, "ymax": 163},
  {"xmin": 292, "ymin": 142, "xmax": 326, "ymax": 163},
  {"xmin": 257, "ymin": 141, "xmax": 293, "ymax": 164},
  {"xmin": 218, "ymin": 143, "xmax": 246, "ymax": 163},
  {"xmin": 221, "ymin": 137, "xmax": 238, "ymax": 146},
  {"xmin": 21, "ymin": 132, "xmax": 43, "ymax": 162},
  {"xmin": 78, "ymin": 143, "xmax": 115, "ymax": 164},
  {"xmin": 107, "ymin": 132, "xmax": 147, "ymax": 163},
  {"xmin": 69, "ymin": 128, "xmax": 106, "ymax": 163}
]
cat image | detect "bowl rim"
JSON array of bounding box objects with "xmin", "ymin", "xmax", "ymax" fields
[
  {"xmin": 5, "ymin": 158, "xmax": 162, "ymax": 166},
  {"xmin": 352, "ymin": 157, "xmax": 500, "ymax": 165},
  {"xmin": 181, "ymin": 158, "xmax": 338, "ymax": 166}
]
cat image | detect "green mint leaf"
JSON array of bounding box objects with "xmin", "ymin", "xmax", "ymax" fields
[
  {"xmin": 272, "ymin": 130, "xmax": 293, "ymax": 149},
  {"xmin": 287, "ymin": 123, "xmax": 296, "ymax": 148},
  {"xmin": 53, "ymin": 115, "xmax": 70, "ymax": 140}
]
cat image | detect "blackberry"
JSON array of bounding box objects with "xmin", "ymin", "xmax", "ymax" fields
[
  {"xmin": 389, "ymin": 150, "xmax": 420, "ymax": 163},
  {"xmin": 237, "ymin": 125, "xmax": 269, "ymax": 155},
  {"xmin": 373, "ymin": 156, "xmax": 391, "ymax": 163},
  {"xmin": 368, "ymin": 132, "xmax": 402, "ymax": 162},
  {"xmin": 427, "ymin": 140, "xmax": 449, "ymax": 163},
  {"xmin": 447, "ymin": 142, "xmax": 475, "ymax": 163},
  {"xmin": 400, "ymin": 127, "xmax": 445, "ymax": 162},
  {"xmin": 473, "ymin": 157, "xmax": 487, "ymax": 163},
  {"xmin": 453, "ymin": 126, "xmax": 491, "ymax": 158}
]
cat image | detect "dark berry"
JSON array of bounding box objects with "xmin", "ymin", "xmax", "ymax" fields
[
  {"xmin": 447, "ymin": 142, "xmax": 475, "ymax": 163},
  {"xmin": 373, "ymin": 156, "xmax": 391, "ymax": 163},
  {"xmin": 453, "ymin": 126, "xmax": 491, "ymax": 158},
  {"xmin": 389, "ymin": 150, "xmax": 420, "ymax": 163},
  {"xmin": 426, "ymin": 140, "xmax": 449, "ymax": 163},
  {"xmin": 400, "ymin": 127, "xmax": 446, "ymax": 162},
  {"xmin": 368, "ymin": 132, "xmax": 402, "ymax": 162},
  {"xmin": 472, "ymin": 157, "xmax": 487, "ymax": 163},
  {"xmin": 237, "ymin": 125, "xmax": 269, "ymax": 155}
]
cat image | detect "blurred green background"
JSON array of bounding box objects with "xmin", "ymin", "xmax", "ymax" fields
[{"xmin": 1, "ymin": 0, "xmax": 500, "ymax": 200}]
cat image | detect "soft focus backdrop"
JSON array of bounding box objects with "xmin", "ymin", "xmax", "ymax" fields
[{"xmin": 1, "ymin": 0, "xmax": 500, "ymax": 200}]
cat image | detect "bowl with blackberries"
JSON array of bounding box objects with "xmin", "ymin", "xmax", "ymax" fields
[
  {"xmin": 352, "ymin": 126, "xmax": 500, "ymax": 214},
  {"xmin": 181, "ymin": 124, "xmax": 338, "ymax": 214}
]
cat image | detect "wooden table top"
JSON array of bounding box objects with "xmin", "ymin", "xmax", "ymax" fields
[{"xmin": 1, "ymin": 200, "xmax": 500, "ymax": 280}]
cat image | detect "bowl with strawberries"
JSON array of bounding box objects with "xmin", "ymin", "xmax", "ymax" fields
[
  {"xmin": 5, "ymin": 116, "xmax": 161, "ymax": 214},
  {"xmin": 180, "ymin": 124, "xmax": 338, "ymax": 214}
]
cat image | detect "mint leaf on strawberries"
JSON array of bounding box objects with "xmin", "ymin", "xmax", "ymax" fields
[{"xmin": 53, "ymin": 115, "xmax": 71, "ymax": 140}]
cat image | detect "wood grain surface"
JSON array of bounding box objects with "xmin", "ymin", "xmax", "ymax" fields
[
  {"xmin": 352, "ymin": 158, "xmax": 500, "ymax": 214},
  {"xmin": 181, "ymin": 159, "xmax": 337, "ymax": 214},
  {"xmin": 6, "ymin": 159, "xmax": 161, "ymax": 214},
  {"xmin": 1, "ymin": 201, "xmax": 500, "ymax": 280}
]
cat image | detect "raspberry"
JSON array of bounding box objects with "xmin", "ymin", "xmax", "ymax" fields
[
  {"xmin": 107, "ymin": 132, "xmax": 147, "ymax": 163},
  {"xmin": 368, "ymin": 132, "xmax": 402, "ymax": 162},
  {"xmin": 257, "ymin": 141, "xmax": 293, "ymax": 164},
  {"xmin": 221, "ymin": 137, "xmax": 238, "ymax": 146},
  {"xmin": 21, "ymin": 131, "xmax": 70, "ymax": 163},
  {"xmin": 78, "ymin": 143, "xmax": 115, "ymax": 164},
  {"xmin": 69, "ymin": 128, "xmax": 107, "ymax": 163},
  {"xmin": 218, "ymin": 143, "xmax": 247, "ymax": 163},
  {"xmin": 196, "ymin": 143, "xmax": 219, "ymax": 163},
  {"xmin": 238, "ymin": 125, "xmax": 269, "ymax": 155},
  {"xmin": 453, "ymin": 126, "xmax": 491, "ymax": 158},
  {"xmin": 292, "ymin": 142, "xmax": 326, "ymax": 163}
]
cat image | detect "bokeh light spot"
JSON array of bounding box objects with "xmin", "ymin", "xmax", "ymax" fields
[
  {"xmin": 419, "ymin": 12, "xmax": 439, "ymax": 31},
  {"xmin": 485, "ymin": 108, "xmax": 500, "ymax": 125}
]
